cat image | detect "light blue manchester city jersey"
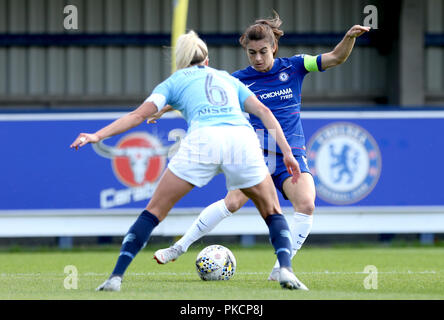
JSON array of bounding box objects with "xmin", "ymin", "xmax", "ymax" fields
[{"xmin": 151, "ymin": 65, "xmax": 254, "ymax": 132}]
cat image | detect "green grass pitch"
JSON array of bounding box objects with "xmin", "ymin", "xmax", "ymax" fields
[{"xmin": 0, "ymin": 244, "xmax": 443, "ymax": 300}]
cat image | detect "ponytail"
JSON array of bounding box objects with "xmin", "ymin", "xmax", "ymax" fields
[
  {"xmin": 239, "ymin": 11, "xmax": 284, "ymax": 57},
  {"xmin": 175, "ymin": 31, "xmax": 208, "ymax": 70}
]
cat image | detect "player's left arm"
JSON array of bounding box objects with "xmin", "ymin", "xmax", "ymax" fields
[
  {"xmin": 321, "ymin": 25, "xmax": 370, "ymax": 70},
  {"xmin": 146, "ymin": 104, "xmax": 174, "ymax": 124}
]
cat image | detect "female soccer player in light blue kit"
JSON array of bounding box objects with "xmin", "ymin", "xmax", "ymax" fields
[
  {"xmin": 153, "ymin": 13, "xmax": 370, "ymax": 283},
  {"xmin": 70, "ymin": 31, "xmax": 307, "ymax": 291}
]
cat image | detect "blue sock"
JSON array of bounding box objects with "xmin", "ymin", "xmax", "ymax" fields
[
  {"xmin": 111, "ymin": 210, "xmax": 159, "ymax": 277},
  {"xmin": 265, "ymin": 214, "xmax": 292, "ymax": 269}
]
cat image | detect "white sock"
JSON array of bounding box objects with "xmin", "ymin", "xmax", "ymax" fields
[
  {"xmin": 273, "ymin": 212, "xmax": 313, "ymax": 269},
  {"xmin": 175, "ymin": 199, "xmax": 232, "ymax": 252}
]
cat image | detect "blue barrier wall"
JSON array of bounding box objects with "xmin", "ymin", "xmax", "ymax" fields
[{"xmin": 1, "ymin": 110, "xmax": 443, "ymax": 213}]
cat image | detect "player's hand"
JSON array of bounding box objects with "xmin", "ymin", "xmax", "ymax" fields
[
  {"xmin": 146, "ymin": 105, "xmax": 174, "ymax": 124},
  {"xmin": 346, "ymin": 25, "xmax": 370, "ymax": 38},
  {"xmin": 283, "ymin": 153, "xmax": 301, "ymax": 184},
  {"xmin": 146, "ymin": 112, "xmax": 162, "ymax": 124},
  {"xmin": 70, "ymin": 133, "xmax": 100, "ymax": 151}
]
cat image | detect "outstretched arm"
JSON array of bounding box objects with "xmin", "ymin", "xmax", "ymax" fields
[
  {"xmin": 147, "ymin": 104, "xmax": 174, "ymax": 124},
  {"xmin": 321, "ymin": 25, "xmax": 370, "ymax": 70},
  {"xmin": 70, "ymin": 101, "xmax": 159, "ymax": 150}
]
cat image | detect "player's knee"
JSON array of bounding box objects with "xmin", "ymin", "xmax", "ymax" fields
[
  {"xmin": 224, "ymin": 191, "xmax": 247, "ymax": 213},
  {"xmin": 295, "ymin": 200, "xmax": 315, "ymax": 215},
  {"xmin": 224, "ymin": 198, "xmax": 243, "ymax": 213}
]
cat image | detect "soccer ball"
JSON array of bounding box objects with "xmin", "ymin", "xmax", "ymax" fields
[{"xmin": 195, "ymin": 245, "xmax": 236, "ymax": 281}]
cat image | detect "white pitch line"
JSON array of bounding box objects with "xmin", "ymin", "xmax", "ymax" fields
[{"xmin": 0, "ymin": 270, "xmax": 438, "ymax": 278}]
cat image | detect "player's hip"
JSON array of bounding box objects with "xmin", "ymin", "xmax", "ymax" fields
[
  {"xmin": 176, "ymin": 125, "xmax": 262, "ymax": 164},
  {"xmin": 168, "ymin": 125, "xmax": 268, "ymax": 189}
]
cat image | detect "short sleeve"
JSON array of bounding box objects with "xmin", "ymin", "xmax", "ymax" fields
[
  {"xmin": 302, "ymin": 54, "xmax": 324, "ymax": 72},
  {"xmin": 236, "ymin": 80, "xmax": 255, "ymax": 111},
  {"xmin": 289, "ymin": 54, "xmax": 324, "ymax": 74},
  {"xmin": 144, "ymin": 76, "xmax": 175, "ymax": 111}
]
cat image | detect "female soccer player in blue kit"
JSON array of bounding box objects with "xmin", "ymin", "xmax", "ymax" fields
[
  {"xmin": 70, "ymin": 31, "xmax": 307, "ymax": 291},
  {"xmin": 153, "ymin": 13, "xmax": 370, "ymax": 284}
]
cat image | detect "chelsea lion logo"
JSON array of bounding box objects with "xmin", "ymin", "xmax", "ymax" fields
[
  {"xmin": 279, "ymin": 72, "xmax": 289, "ymax": 82},
  {"xmin": 307, "ymin": 122, "xmax": 382, "ymax": 205}
]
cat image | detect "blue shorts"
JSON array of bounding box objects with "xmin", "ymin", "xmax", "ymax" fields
[{"xmin": 263, "ymin": 150, "xmax": 311, "ymax": 200}]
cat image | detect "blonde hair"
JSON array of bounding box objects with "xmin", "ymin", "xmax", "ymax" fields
[{"xmin": 175, "ymin": 30, "xmax": 208, "ymax": 70}]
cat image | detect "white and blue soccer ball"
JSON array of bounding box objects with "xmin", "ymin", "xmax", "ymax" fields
[{"xmin": 195, "ymin": 245, "xmax": 236, "ymax": 281}]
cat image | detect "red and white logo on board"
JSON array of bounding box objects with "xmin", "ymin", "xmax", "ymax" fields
[
  {"xmin": 93, "ymin": 132, "xmax": 168, "ymax": 187},
  {"xmin": 92, "ymin": 131, "xmax": 181, "ymax": 208}
]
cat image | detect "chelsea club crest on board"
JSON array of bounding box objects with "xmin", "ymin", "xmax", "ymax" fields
[{"xmin": 307, "ymin": 122, "xmax": 382, "ymax": 205}]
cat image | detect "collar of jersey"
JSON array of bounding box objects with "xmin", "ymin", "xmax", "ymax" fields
[{"xmin": 247, "ymin": 58, "xmax": 281, "ymax": 75}]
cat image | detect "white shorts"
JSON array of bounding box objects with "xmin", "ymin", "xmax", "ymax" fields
[{"xmin": 168, "ymin": 125, "xmax": 268, "ymax": 190}]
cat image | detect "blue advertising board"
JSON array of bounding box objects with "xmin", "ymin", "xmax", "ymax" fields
[
  {"xmin": 302, "ymin": 112, "xmax": 443, "ymax": 207},
  {"xmin": 1, "ymin": 110, "xmax": 443, "ymax": 213}
]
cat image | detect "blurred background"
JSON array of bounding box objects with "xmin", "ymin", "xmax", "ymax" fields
[
  {"xmin": 0, "ymin": 0, "xmax": 443, "ymax": 108},
  {"xmin": 0, "ymin": 0, "xmax": 443, "ymax": 249}
]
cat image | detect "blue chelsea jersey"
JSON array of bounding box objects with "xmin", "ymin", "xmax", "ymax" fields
[{"xmin": 232, "ymin": 54, "xmax": 323, "ymax": 156}]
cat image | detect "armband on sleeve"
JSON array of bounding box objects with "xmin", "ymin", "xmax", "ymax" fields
[
  {"xmin": 303, "ymin": 54, "xmax": 324, "ymax": 72},
  {"xmin": 144, "ymin": 93, "xmax": 167, "ymax": 112}
]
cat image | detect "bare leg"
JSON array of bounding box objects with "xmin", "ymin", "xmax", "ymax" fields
[
  {"xmin": 239, "ymin": 174, "xmax": 281, "ymax": 219},
  {"xmin": 146, "ymin": 169, "xmax": 195, "ymax": 221},
  {"xmin": 282, "ymin": 172, "xmax": 316, "ymax": 215},
  {"xmin": 223, "ymin": 189, "xmax": 249, "ymax": 212}
]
